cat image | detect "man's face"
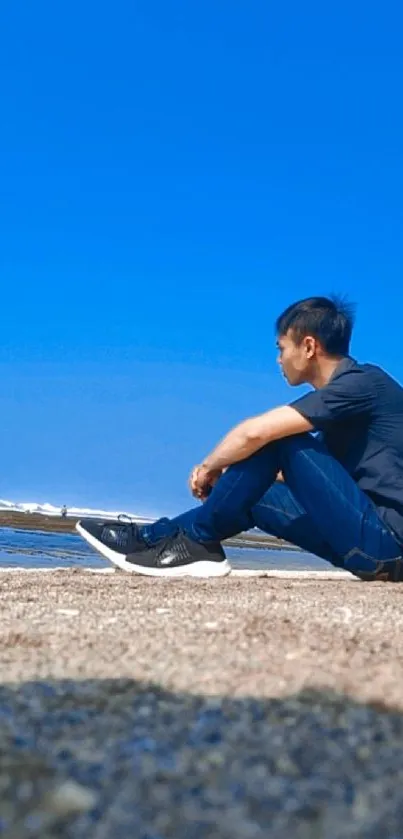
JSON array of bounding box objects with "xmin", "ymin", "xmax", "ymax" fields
[{"xmin": 276, "ymin": 329, "xmax": 316, "ymax": 386}]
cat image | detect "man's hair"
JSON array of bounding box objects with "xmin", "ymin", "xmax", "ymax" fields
[{"xmin": 275, "ymin": 296, "xmax": 355, "ymax": 356}]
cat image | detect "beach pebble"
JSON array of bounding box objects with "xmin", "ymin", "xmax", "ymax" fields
[{"xmin": 46, "ymin": 780, "xmax": 97, "ymax": 815}]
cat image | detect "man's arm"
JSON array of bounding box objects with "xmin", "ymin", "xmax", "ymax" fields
[
  {"xmin": 203, "ymin": 406, "xmax": 313, "ymax": 472},
  {"xmin": 190, "ymin": 405, "xmax": 313, "ymax": 499}
]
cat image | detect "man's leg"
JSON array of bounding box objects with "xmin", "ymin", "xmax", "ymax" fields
[
  {"xmin": 143, "ymin": 482, "xmax": 341, "ymax": 564},
  {"xmin": 142, "ymin": 434, "xmax": 402, "ymax": 579},
  {"xmin": 251, "ymin": 482, "xmax": 344, "ymax": 568}
]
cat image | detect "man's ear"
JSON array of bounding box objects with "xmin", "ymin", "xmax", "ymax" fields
[{"xmin": 303, "ymin": 335, "xmax": 316, "ymax": 359}]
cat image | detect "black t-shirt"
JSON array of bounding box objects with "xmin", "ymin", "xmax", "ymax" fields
[{"xmin": 290, "ymin": 357, "xmax": 403, "ymax": 545}]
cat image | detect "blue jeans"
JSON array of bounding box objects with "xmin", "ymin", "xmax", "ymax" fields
[{"xmin": 142, "ymin": 434, "xmax": 403, "ymax": 581}]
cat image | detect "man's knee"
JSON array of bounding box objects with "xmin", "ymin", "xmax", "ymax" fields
[{"xmin": 276, "ymin": 432, "xmax": 321, "ymax": 464}]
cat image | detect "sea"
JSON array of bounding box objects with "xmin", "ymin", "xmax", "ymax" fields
[{"xmin": 0, "ymin": 498, "xmax": 333, "ymax": 572}]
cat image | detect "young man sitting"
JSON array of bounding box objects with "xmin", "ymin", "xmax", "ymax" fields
[{"xmin": 77, "ymin": 296, "xmax": 403, "ymax": 582}]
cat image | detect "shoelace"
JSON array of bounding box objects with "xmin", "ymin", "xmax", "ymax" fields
[
  {"xmin": 117, "ymin": 515, "xmax": 180, "ymax": 557},
  {"xmin": 102, "ymin": 514, "xmax": 140, "ymax": 548},
  {"xmin": 117, "ymin": 514, "xmax": 141, "ymax": 540}
]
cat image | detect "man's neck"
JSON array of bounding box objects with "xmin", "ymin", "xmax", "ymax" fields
[{"xmin": 310, "ymin": 355, "xmax": 346, "ymax": 389}]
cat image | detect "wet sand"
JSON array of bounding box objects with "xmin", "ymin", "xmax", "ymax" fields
[
  {"xmin": 0, "ymin": 511, "xmax": 79, "ymax": 533},
  {"xmin": 2, "ymin": 569, "xmax": 403, "ymax": 837}
]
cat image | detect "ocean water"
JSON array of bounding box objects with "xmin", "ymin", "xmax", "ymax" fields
[{"xmin": 0, "ymin": 526, "xmax": 333, "ymax": 572}]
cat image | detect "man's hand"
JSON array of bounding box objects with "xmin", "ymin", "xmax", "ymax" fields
[{"xmin": 189, "ymin": 464, "xmax": 222, "ymax": 501}]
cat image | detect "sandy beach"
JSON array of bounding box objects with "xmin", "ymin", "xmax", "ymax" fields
[{"xmin": 2, "ymin": 569, "xmax": 403, "ymax": 837}]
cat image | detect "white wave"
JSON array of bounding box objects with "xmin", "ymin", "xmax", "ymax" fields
[{"xmin": 0, "ymin": 498, "xmax": 153, "ymax": 523}]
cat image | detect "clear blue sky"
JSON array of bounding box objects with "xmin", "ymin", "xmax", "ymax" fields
[{"xmin": 0, "ymin": 1, "xmax": 402, "ymax": 516}]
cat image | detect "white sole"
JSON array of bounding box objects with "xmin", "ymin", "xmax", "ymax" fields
[{"xmin": 75, "ymin": 523, "xmax": 232, "ymax": 577}]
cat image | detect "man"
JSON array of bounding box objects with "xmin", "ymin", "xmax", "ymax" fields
[{"xmin": 77, "ymin": 296, "xmax": 403, "ymax": 581}]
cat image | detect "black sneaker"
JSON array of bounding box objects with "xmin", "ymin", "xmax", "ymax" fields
[
  {"xmin": 76, "ymin": 516, "xmax": 145, "ymax": 562},
  {"xmin": 77, "ymin": 520, "xmax": 231, "ymax": 577}
]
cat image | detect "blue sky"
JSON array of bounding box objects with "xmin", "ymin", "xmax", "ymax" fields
[{"xmin": 0, "ymin": 1, "xmax": 402, "ymax": 515}]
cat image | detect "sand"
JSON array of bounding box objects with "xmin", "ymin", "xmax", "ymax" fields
[{"xmin": 1, "ymin": 569, "xmax": 403, "ymax": 838}]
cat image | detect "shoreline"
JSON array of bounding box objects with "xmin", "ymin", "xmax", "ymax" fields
[{"xmin": 0, "ymin": 510, "xmax": 299, "ymax": 551}]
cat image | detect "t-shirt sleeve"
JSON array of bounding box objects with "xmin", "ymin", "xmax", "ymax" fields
[{"xmin": 290, "ymin": 369, "xmax": 375, "ymax": 430}]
